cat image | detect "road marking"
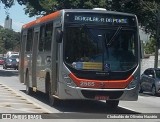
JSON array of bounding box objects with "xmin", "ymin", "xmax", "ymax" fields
[{"xmin": 118, "ymin": 105, "xmax": 138, "ymax": 113}]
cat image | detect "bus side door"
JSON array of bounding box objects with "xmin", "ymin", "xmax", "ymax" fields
[
  {"xmin": 51, "ymin": 22, "xmax": 62, "ymax": 95},
  {"xmin": 31, "ymin": 26, "xmax": 40, "ymax": 89}
]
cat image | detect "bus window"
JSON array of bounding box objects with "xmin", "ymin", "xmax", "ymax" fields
[
  {"xmin": 39, "ymin": 25, "xmax": 45, "ymax": 52},
  {"xmin": 65, "ymin": 27, "xmax": 137, "ymax": 71},
  {"xmin": 44, "ymin": 22, "xmax": 53, "ymax": 51},
  {"xmin": 56, "ymin": 28, "xmax": 63, "ymax": 43},
  {"xmin": 26, "ymin": 29, "xmax": 33, "ymax": 52}
]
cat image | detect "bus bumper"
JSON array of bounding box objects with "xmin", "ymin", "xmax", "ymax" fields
[{"xmin": 57, "ymin": 82, "xmax": 139, "ymax": 101}]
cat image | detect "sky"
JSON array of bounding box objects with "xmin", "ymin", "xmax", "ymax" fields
[{"xmin": 0, "ymin": 1, "xmax": 38, "ymax": 32}]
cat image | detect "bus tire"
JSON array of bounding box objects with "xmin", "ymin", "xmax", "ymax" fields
[
  {"xmin": 151, "ymin": 85, "xmax": 156, "ymax": 96},
  {"xmin": 3, "ymin": 65, "xmax": 6, "ymax": 69},
  {"xmin": 139, "ymin": 84, "xmax": 143, "ymax": 93},
  {"xmin": 106, "ymin": 100, "xmax": 119, "ymax": 109},
  {"xmin": 25, "ymin": 71, "xmax": 33, "ymax": 95},
  {"xmin": 48, "ymin": 81, "xmax": 59, "ymax": 106},
  {"xmin": 46, "ymin": 73, "xmax": 59, "ymax": 106}
]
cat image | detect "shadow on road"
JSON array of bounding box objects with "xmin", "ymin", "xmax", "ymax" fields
[
  {"xmin": 0, "ymin": 68, "xmax": 19, "ymax": 77},
  {"xmin": 21, "ymin": 90, "xmax": 140, "ymax": 114},
  {"xmin": 139, "ymin": 92, "xmax": 160, "ymax": 97}
]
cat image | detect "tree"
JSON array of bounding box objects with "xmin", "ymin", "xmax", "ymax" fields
[
  {"xmin": 0, "ymin": 27, "xmax": 20, "ymax": 54},
  {"xmin": 144, "ymin": 37, "xmax": 156, "ymax": 54},
  {"xmin": 1, "ymin": 0, "xmax": 160, "ymax": 35},
  {"xmin": 0, "ymin": 0, "xmax": 14, "ymax": 8}
]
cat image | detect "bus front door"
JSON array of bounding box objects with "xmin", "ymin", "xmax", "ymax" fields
[{"xmin": 31, "ymin": 27, "xmax": 40, "ymax": 90}]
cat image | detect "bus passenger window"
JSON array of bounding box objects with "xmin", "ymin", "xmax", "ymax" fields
[
  {"xmin": 39, "ymin": 25, "xmax": 45, "ymax": 52},
  {"xmin": 44, "ymin": 23, "xmax": 53, "ymax": 51},
  {"xmin": 26, "ymin": 29, "xmax": 33, "ymax": 51}
]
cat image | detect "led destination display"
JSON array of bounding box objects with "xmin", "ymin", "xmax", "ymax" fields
[{"xmin": 65, "ymin": 12, "xmax": 136, "ymax": 26}]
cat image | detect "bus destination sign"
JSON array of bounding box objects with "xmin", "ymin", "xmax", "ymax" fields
[
  {"xmin": 65, "ymin": 13, "xmax": 136, "ymax": 26},
  {"xmin": 74, "ymin": 16, "xmax": 128, "ymax": 24}
]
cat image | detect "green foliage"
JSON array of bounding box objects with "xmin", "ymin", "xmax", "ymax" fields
[
  {"xmin": 1, "ymin": 0, "xmax": 159, "ymax": 34},
  {"xmin": 144, "ymin": 37, "xmax": 156, "ymax": 54},
  {"xmin": 22, "ymin": 0, "xmax": 109, "ymax": 16},
  {"xmin": 1, "ymin": 0, "xmax": 160, "ymax": 50},
  {"xmin": 0, "ymin": 28, "xmax": 20, "ymax": 54},
  {"xmin": 1, "ymin": 0, "xmax": 157, "ymax": 36},
  {"xmin": 0, "ymin": 0, "xmax": 14, "ymax": 8}
]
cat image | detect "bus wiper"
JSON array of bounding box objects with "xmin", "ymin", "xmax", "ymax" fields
[
  {"xmin": 80, "ymin": 24, "xmax": 100, "ymax": 43},
  {"xmin": 107, "ymin": 26, "xmax": 122, "ymax": 46}
]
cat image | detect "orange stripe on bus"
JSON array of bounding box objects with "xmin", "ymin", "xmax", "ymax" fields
[
  {"xmin": 69, "ymin": 73, "xmax": 133, "ymax": 89},
  {"xmin": 22, "ymin": 11, "xmax": 61, "ymax": 29}
]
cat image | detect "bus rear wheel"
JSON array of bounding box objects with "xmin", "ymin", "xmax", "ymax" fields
[
  {"xmin": 26, "ymin": 84, "xmax": 33, "ymax": 95},
  {"xmin": 106, "ymin": 100, "xmax": 119, "ymax": 109},
  {"xmin": 26, "ymin": 72, "xmax": 33, "ymax": 95}
]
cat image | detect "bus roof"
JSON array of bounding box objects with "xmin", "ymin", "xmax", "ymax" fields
[
  {"xmin": 62, "ymin": 9, "xmax": 136, "ymax": 17},
  {"xmin": 22, "ymin": 9, "xmax": 136, "ymax": 29},
  {"xmin": 22, "ymin": 10, "xmax": 61, "ymax": 29}
]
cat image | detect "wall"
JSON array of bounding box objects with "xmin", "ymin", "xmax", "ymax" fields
[{"xmin": 141, "ymin": 55, "xmax": 160, "ymax": 74}]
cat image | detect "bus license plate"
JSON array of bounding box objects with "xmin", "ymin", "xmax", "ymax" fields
[{"xmin": 95, "ymin": 96, "xmax": 109, "ymax": 100}]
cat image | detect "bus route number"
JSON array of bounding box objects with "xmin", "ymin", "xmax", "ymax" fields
[{"xmin": 80, "ymin": 81, "xmax": 95, "ymax": 87}]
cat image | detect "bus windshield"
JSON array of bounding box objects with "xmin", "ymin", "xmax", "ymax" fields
[{"xmin": 64, "ymin": 26, "xmax": 137, "ymax": 71}]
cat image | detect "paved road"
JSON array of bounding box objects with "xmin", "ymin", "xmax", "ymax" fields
[{"xmin": 0, "ymin": 66, "xmax": 160, "ymax": 121}]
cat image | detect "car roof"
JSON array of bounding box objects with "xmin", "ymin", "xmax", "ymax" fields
[
  {"xmin": 7, "ymin": 57, "xmax": 16, "ymax": 59},
  {"xmin": 145, "ymin": 68, "xmax": 160, "ymax": 71}
]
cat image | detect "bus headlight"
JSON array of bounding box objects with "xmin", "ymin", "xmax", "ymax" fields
[{"xmin": 63, "ymin": 74, "xmax": 77, "ymax": 87}]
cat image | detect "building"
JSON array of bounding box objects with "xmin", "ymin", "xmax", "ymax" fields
[{"xmin": 4, "ymin": 15, "xmax": 12, "ymax": 30}]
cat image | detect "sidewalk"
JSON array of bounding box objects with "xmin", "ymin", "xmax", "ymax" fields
[{"xmin": 0, "ymin": 83, "xmax": 48, "ymax": 113}]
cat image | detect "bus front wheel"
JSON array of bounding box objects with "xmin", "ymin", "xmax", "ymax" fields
[
  {"xmin": 48, "ymin": 82, "xmax": 59, "ymax": 106},
  {"xmin": 106, "ymin": 100, "xmax": 119, "ymax": 109}
]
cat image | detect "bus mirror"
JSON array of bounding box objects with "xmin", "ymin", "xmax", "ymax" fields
[{"xmin": 56, "ymin": 29, "xmax": 63, "ymax": 43}]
